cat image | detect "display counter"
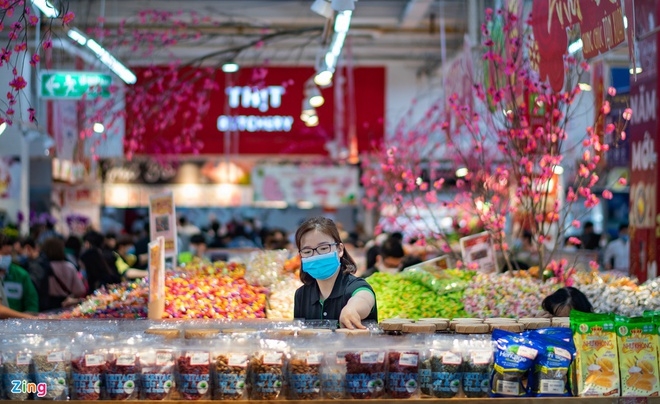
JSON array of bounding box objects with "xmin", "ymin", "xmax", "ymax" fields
[{"xmin": 0, "ymin": 399, "xmax": 654, "ymax": 403}]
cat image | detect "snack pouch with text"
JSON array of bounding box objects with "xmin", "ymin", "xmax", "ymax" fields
[
  {"xmin": 616, "ymin": 316, "xmax": 660, "ymax": 397},
  {"xmin": 527, "ymin": 332, "xmax": 576, "ymax": 397},
  {"xmin": 570, "ymin": 311, "xmax": 619, "ymax": 397},
  {"xmin": 490, "ymin": 329, "xmax": 539, "ymax": 397}
]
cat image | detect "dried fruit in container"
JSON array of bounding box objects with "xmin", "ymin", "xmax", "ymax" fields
[
  {"xmin": 387, "ymin": 348, "xmax": 420, "ymax": 399},
  {"xmin": 249, "ymin": 339, "xmax": 288, "ymax": 400},
  {"xmin": 2, "ymin": 338, "xmax": 35, "ymax": 401},
  {"xmin": 490, "ymin": 329, "xmax": 539, "ymax": 397},
  {"xmin": 176, "ymin": 348, "xmax": 212, "ymax": 400},
  {"xmin": 105, "ymin": 345, "xmax": 140, "ymax": 400},
  {"xmin": 571, "ymin": 311, "xmax": 620, "ymax": 397},
  {"xmin": 139, "ymin": 346, "xmax": 176, "ymax": 400},
  {"xmin": 212, "ymin": 337, "xmax": 252, "ymax": 400},
  {"xmin": 616, "ymin": 316, "xmax": 660, "ymax": 397},
  {"xmin": 345, "ymin": 349, "xmax": 387, "ymax": 399},
  {"xmin": 429, "ymin": 346, "xmax": 462, "ymax": 398},
  {"xmin": 287, "ymin": 349, "xmax": 323, "ymax": 400},
  {"xmin": 461, "ymin": 338, "xmax": 493, "ymax": 398},
  {"xmin": 70, "ymin": 339, "xmax": 108, "ymax": 401},
  {"xmin": 32, "ymin": 336, "xmax": 71, "ymax": 401}
]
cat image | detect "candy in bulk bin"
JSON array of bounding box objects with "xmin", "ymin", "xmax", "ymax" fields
[
  {"xmin": 266, "ymin": 276, "xmax": 302, "ymax": 320},
  {"xmin": 245, "ymin": 250, "xmax": 290, "ymax": 288}
]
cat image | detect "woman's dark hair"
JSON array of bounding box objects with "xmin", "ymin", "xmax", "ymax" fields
[
  {"xmin": 542, "ymin": 286, "xmax": 593, "ymax": 316},
  {"xmin": 65, "ymin": 236, "xmax": 82, "ymax": 258},
  {"xmin": 295, "ymin": 217, "xmax": 357, "ymax": 285},
  {"xmin": 41, "ymin": 237, "xmax": 68, "ymax": 261}
]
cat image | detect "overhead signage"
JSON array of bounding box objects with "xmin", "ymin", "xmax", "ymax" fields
[
  {"xmin": 126, "ymin": 66, "xmax": 385, "ymax": 155},
  {"xmin": 39, "ymin": 71, "xmax": 112, "ymax": 99}
]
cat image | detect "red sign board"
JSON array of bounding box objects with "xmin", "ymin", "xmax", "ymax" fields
[
  {"xmin": 126, "ymin": 66, "xmax": 385, "ymax": 156},
  {"xmin": 531, "ymin": 0, "xmax": 625, "ymax": 92},
  {"xmin": 629, "ymin": 33, "xmax": 659, "ymax": 283}
]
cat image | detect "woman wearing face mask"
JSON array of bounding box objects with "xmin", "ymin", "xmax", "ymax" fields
[{"xmin": 293, "ymin": 217, "xmax": 377, "ymax": 329}]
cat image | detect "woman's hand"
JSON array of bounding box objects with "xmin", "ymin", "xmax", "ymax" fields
[
  {"xmin": 339, "ymin": 290, "xmax": 375, "ymax": 329},
  {"xmin": 340, "ymin": 305, "xmax": 366, "ymax": 329}
]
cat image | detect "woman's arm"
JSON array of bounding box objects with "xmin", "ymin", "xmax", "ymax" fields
[
  {"xmin": 0, "ymin": 304, "xmax": 37, "ymax": 319},
  {"xmin": 339, "ymin": 290, "xmax": 376, "ymax": 329}
]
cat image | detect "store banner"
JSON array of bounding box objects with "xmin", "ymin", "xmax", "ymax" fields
[
  {"xmin": 126, "ymin": 66, "xmax": 385, "ymax": 156},
  {"xmin": 629, "ymin": 32, "xmax": 659, "ymax": 283},
  {"xmin": 460, "ymin": 232, "xmax": 496, "ymax": 273},
  {"xmin": 148, "ymin": 192, "xmax": 177, "ymax": 259},
  {"xmin": 0, "ymin": 156, "xmax": 20, "ymax": 200},
  {"xmin": 607, "ymin": 91, "xmax": 631, "ymax": 168},
  {"xmin": 531, "ymin": 0, "xmax": 625, "ymax": 91},
  {"xmin": 251, "ymin": 164, "xmax": 359, "ymax": 208},
  {"xmin": 104, "ymin": 183, "xmax": 252, "ymax": 208}
]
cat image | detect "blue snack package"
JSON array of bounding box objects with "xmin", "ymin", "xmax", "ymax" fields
[
  {"xmin": 490, "ymin": 329, "xmax": 540, "ymax": 397},
  {"xmin": 528, "ymin": 334, "xmax": 576, "ymax": 397}
]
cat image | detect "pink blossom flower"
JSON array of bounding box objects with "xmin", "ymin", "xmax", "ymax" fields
[
  {"xmin": 62, "ymin": 11, "xmax": 75, "ymax": 25},
  {"xmin": 618, "ymin": 177, "xmax": 627, "ymax": 186},
  {"xmin": 602, "ymin": 190, "xmax": 613, "ymax": 200},
  {"xmin": 571, "ymin": 220, "xmax": 581, "ymax": 228}
]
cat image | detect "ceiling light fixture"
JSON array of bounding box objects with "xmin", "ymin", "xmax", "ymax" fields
[
  {"xmin": 67, "ymin": 28, "xmax": 87, "ymax": 45},
  {"xmin": 32, "ymin": 0, "xmax": 59, "ymax": 18},
  {"xmin": 630, "ymin": 66, "xmax": 643, "ymax": 74},
  {"xmin": 455, "ymin": 167, "xmax": 468, "ymax": 178},
  {"xmin": 305, "ymin": 80, "xmax": 325, "ymax": 107},
  {"xmin": 0, "ymin": 122, "xmax": 7, "ymax": 136},
  {"xmin": 222, "ymin": 62, "xmax": 239, "ymax": 73},
  {"xmin": 578, "ymin": 82, "xmax": 592, "ymax": 91},
  {"xmin": 93, "ymin": 122, "xmax": 105, "ymax": 133},
  {"xmin": 86, "ymin": 38, "xmax": 137, "ymax": 84},
  {"xmin": 314, "ymin": 70, "xmax": 333, "ymax": 87}
]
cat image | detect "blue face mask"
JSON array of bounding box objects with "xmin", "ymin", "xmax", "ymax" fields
[{"xmin": 302, "ymin": 251, "xmax": 340, "ymax": 281}]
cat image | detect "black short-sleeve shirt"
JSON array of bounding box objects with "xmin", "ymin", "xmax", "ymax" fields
[{"xmin": 293, "ymin": 270, "xmax": 378, "ymax": 322}]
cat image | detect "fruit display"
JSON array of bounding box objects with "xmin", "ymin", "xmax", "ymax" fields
[{"xmin": 367, "ymin": 272, "xmax": 468, "ymax": 320}]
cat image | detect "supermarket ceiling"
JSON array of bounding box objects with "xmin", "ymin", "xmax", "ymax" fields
[{"xmin": 63, "ymin": 0, "xmax": 476, "ymax": 70}]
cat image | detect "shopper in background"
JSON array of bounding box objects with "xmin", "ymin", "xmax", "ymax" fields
[
  {"xmin": 133, "ymin": 222, "xmax": 150, "ymax": 269},
  {"xmin": 64, "ymin": 236, "xmax": 83, "ymax": 270},
  {"xmin": 361, "ymin": 237, "xmax": 406, "ymax": 278},
  {"xmin": 293, "ymin": 217, "xmax": 377, "ymax": 329},
  {"xmin": 0, "ymin": 234, "xmax": 39, "ymax": 314},
  {"xmin": 580, "ymin": 221, "xmax": 602, "ymax": 251},
  {"xmin": 114, "ymin": 235, "xmax": 147, "ymax": 279},
  {"xmin": 0, "ymin": 302, "xmax": 37, "ymax": 319},
  {"xmin": 226, "ymin": 224, "xmax": 258, "ymax": 248},
  {"xmin": 263, "ymin": 228, "xmax": 291, "ymax": 250},
  {"xmin": 17, "ymin": 238, "xmax": 40, "ymax": 269},
  {"xmin": 39, "ymin": 238, "xmax": 87, "ymax": 310},
  {"xmin": 542, "ymin": 286, "xmax": 593, "ymax": 317},
  {"xmin": 80, "ymin": 231, "xmax": 121, "ymax": 294},
  {"xmin": 178, "ymin": 216, "xmax": 200, "ymax": 253},
  {"xmin": 179, "ymin": 233, "xmax": 211, "ymax": 264},
  {"xmin": 603, "ymin": 223, "xmax": 630, "ymax": 274}
]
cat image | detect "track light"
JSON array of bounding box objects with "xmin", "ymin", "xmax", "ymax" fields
[
  {"xmin": 32, "ymin": 0, "xmax": 59, "ymax": 18},
  {"xmin": 67, "ymin": 29, "xmax": 87, "ymax": 45},
  {"xmin": 93, "ymin": 123, "xmax": 105, "ymax": 133},
  {"xmin": 305, "ymin": 115, "xmax": 319, "ymax": 127},
  {"xmin": 0, "ymin": 122, "xmax": 6, "ymax": 136},
  {"xmin": 305, "ymin": 80, "xmax": 325, "ymax": 108}
]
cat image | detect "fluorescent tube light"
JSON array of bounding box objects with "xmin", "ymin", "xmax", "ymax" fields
[
  {"xmin": 334, "ymin": 10, "xmax": 352, "ymax": 33},
  {"xmin": 87, "ymin": 39, "xmax": 137, "ymax": 84},
  {"xmin": 568, "ymin": 39, "xmax": 583, "ymax": 54},
  {"xmin": 32, "ymin": 0, "xmax": 59, "ymax": 18},
  {"xmin": 67, "ymin": 29, "xmax": 87, "ymax": 46}
]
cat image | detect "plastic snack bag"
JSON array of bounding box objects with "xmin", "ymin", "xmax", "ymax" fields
[
  {"xmin": 461, "ymin": 338, "xmax": 493, "ymax": 398},
  {"xmin": 139, "ymin": 345, "xmax": 177, "ymax": 400},
  {"xmin": 176, "ymin": 346, "xmax": 212, "ymax": 400},
  {"xmin": 249, "ymin": 338, "xmax": 288, "ymax": 400},
  {"xmin": 571, "ymin": 310, "xmax": 620, "ymax": 397},
  {"xmin": 212, "ymin": 336, "xmax": 252, "ymax": 400},
  {"xmin": 386, "ymin": 346, "xmax": 420, "ymax": 399},
  {"xmin": 616, "ymin": 316, "xmax": 660, "ymax": 397},
  {"xmin": 527, "ymin": 332, "xmax": 576, "ymax": 397},
  {"xmin": 490, "ymin": 329, "xmax": 539, "ymax": 397},
  {"xmin": 32, "ymin": 336, "xmax": 70, "ymax": 400},
  {"xmin": 105, "ymin": 343, "xmax": 140, "ymax": 400}
]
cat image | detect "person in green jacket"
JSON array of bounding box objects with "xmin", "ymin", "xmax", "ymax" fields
[{"xmin": 0, "ymin": 255, "xmax": 39, "ymax": 313}]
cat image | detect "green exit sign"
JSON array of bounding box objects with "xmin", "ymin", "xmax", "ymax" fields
[{"xmin": 39, "ymin": 71, "xmax": 112, "ymax": 99}]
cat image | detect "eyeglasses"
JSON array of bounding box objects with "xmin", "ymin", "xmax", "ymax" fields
[{"xmin": 299, "ymin": 243, "xmax": 338, "ymax": 258}]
